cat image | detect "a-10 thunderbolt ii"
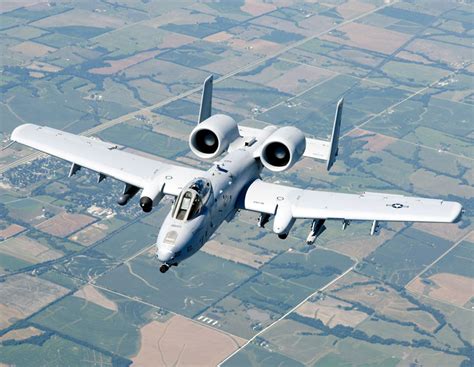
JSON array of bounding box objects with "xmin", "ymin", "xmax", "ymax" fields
[{"xmin": 11, "ymin": 75, "xmax": 463, "ymax": 273}]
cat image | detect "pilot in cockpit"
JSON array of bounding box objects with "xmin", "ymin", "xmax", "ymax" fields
[{"xmin": 172, "ymin": 178, "xmax": 211, "ymax": 221}]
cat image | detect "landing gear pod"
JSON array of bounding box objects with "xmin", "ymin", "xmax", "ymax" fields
[{"xmin": 273, "ymin": 203, "xmax": 295, "ymax": 239}]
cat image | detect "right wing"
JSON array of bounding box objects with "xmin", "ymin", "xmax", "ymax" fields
[
  {"xmin": 10, "ymin": 124, "xmax": 202, "ymax": 196},
  {"xmin": 242, "ymin": 179, "xmax": 462, "ymax": 223}
]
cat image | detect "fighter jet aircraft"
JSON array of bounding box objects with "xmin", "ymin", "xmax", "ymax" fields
[{"xmin": 11, "ymin": 75, "xmax": 463, "ymax": 273}]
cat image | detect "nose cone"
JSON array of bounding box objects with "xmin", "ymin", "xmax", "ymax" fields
[{"xmin": 157, "ymin": 248, "xmax": 174, "ymax": 263}]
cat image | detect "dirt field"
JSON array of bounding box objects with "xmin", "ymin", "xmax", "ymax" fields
[
  {"xmin": 32, "ymin": 8, "xmax": 125, "ymax": 29},
  {"xmin": 27, "ymin": 61, "xmax": 63, "ymax": 73},
  {"xmin": 0, "ymin": 223, "xmax": 25, "ymax": 239},
  {"xmin": 201, "ymin": 240, "xmax": 272, "ymax": 268},
  {"xmin": 10, "ymin": 41, "xmax": 56, "ymax": 57},
  {"xmin": 396, "ymin": 50, "xmax": 432, "ymax": 65},
  {"xmin": 70, "ymin": 218, "xmax": 124, "ymax": 246},
  {"xmin": 0, "ymin": 235, "xmax": 63, "ymax": 263},
  {"xmin": 131, "ymin": 315, "xmax": 246, "ymax": 367},
  {"xmin": 158, "ymin": 32, "xmax": 196, "ymax": 50},
  {"xmin": 252, "ymin": 15, "xmax": 313, "ymax": 37},
  {"xmin": 322, "ymin": 22, "xmax": 411, "ymax": 55},
  {"xmin": 407, "ymin": 273, "xmax": 474, "ymax": 307},
  {"xmin": 267, "ymin": 64, "xmax": 335, "ymax": 94},
  {"xmin": 204, "ymin": 31, "xmax": 234, "ymax": 43},
  {"xmin": 413, "ymin": 223, "xmax": 470, "ymax": 241},
  {"xmin": 296, "ymin": 296, "xmax": 368, "ymax": 328},
  {"xmin": 0, "ymin": 274, "xmax": 69, "ymax": 329},
  {"xmin": 324, "ymin": 224, "xmax": 401, "ymax": 261},
  {"xmin": 69, "ymin": 222, "xmax": 108, "ymax": 246},
  {"xmin": 328, "ymin": 273, "xmax": 439, "ymax": 332},
  {"xmin": 241, "ymin": 0, "xmax": 277, "ymax": 17},
  {"xmin": 405, "ymin": 39, "xmax": 471, "ymax": 66},
  {"xmin": 0, "ymin": 0, "xmax": 48, "ymax": 13},
  {"xmin": 410, "ymin": 169, "xmax": 474, "ymax": 198},
  {"xmin": 348, "ymin": 129, "xmax": 397, "ymax": 153},
  {"xmin": 74, "ymin": 285, "xmax": 118, "ymax": 312},
  {"xmin": 36, "ymin": 212, "xmax": 96, "ymax": 237},
  {"xmin": 89, "ymin": 50, "xmax": 161, "ymax": 75},
  {"xmin": 335, "ymin": 0, "xmax": 375, "ymax": 19},
  {"xmin": 0, "ymin": 326, "xmax": 42, "ymax": 342}
]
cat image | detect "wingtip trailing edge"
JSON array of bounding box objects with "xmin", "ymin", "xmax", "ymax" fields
[
  {"xmin": 449, "ymin": 201, "xmax": 463, "ymax": 223},
  {"xmin": 10, "ymin": 123, "xmax": 37, "ymax": 143}
]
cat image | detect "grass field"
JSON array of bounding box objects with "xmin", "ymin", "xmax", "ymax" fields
[
  {"xmin": 358, "ymin": 228, "xmax": 452, "ymax": 286},
  {"xmin": 98, "ymin": 250, "xmax": 257, "ymax": 318},
  {"xmin": 223, "ymin": 342, "xmax": 305, "ymax": 367},
  {"xmin": 0, "ymin": 335, "xmax": 115, "ymax": 367},
  {"xmin": 261, "ymin": 248, "xmax": 354, "ymax": 289},
  {"xmin": 6, "ymin": 198, "xmax": 63, "ymax": 226},
  {"xmin": 94, "ymin": 221, "xmax": 156, "ymax": 261},
  {"xmin": 31, "ymin": 294, "xmax": 149, "ymax": 358}
]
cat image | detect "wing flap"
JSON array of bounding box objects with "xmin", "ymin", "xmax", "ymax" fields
[{"xmin": 242, "ymin": 180, "xmax": 462, "ymax": 223}]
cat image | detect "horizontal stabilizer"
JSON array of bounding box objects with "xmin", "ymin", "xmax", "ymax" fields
[{"xmin": 238, "ymin": 98, "xmax": 344, "ymax": 171}]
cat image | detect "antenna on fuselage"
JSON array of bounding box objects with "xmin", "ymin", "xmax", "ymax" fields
[{"xmin": 198, "ymin": 75, "xmax": 213, "ymax": 123}]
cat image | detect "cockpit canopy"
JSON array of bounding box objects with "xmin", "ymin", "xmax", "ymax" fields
[{"xmin": 172, "ymin": 178, "xmax": 212, "ymax": 221}]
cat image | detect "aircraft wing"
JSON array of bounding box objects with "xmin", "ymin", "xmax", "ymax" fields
[
  {"xmin": 241, "ymin": 179, "xmax": 462, "ymax": 223},
  {"xmin": 10, "ymin": 124, "xmax": 202, "ymax": 196}
]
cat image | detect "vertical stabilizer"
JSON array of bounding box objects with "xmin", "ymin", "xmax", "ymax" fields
[
  {"xmin": 326, "ymin": 98, "xmax": 344, "ymax": 171},
  {"xmin": 199, "ymin": 75, "xmax": 213, "ymax": 123}
]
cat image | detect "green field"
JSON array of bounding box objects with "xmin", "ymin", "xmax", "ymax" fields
[
  {"xmin": 423, "ymin": 240, "xmax": 474, "ymax": 279},
  {"xmin": 0, "ymin": 335, "xmax": 115, "ymax": 367},
  {"xmin": 261, "ymin": 248, "xmax": 354, "ymax": 289},
  {"xmin": 31, "ymin": 294, "xmax": 149, "ymax": 358},
  {"xmin": 0, "ymin": 253, "xmax": 33, "ymax": 274},
  {"xmin": 359, "ymin": 228, "xmax": 452, "ymax": 286},
  {"xmin": 232, "ymin": 272, "xmax": 309, "ymax": 316},
  {"xmin": 5, "ymin": 198, "xmax": 63, "ymax": 226},
  {"xmin": 223, "ymin": 343, "xmax": 304, "ymax": 367},
  {"xmin": 94, "ymin": 221, "xmax": 156, "ymax": 260},
  {"xmin": 98, "ymin": 250, "xmax": 257, "ymax": 318}
]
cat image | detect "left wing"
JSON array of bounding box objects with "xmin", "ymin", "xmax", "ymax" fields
[
  {"xmin": 242, "ymin": 179, "xmax": 462, "ymax": 223},
  {"xmin": 10, "ymin": 124, "xmax": 202, "ymax": 197}
]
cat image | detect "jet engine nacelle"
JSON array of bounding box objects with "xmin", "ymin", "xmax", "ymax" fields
[
  {"xmin": 259, "ymin": 126, "xmax": 306, "ymax": 172},
  {"xmin": 189, "ymin": 114, "xmax": 240, "ymax": 159}
]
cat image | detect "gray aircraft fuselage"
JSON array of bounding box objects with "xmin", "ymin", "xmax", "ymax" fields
[{"xmin": 155, "ymin": 126, "xmax": 276, "ymax": 268}]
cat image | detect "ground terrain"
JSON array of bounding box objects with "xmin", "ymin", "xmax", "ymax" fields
[{"xmin": 0, "ymin": 0, "xmax": 472, "ymax": 366}]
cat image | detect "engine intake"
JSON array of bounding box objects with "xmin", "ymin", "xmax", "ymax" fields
[
  {"xmin": 260, "ymin": 126, "xmax": 306, "ymax": 172},
  {"xmin": 189, "ymin": 114, "xmax": 239, "ymax": 159}
]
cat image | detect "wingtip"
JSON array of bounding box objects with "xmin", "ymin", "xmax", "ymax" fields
[
  {"xmin": 11, "ymin": 123, "xmax": 35, "ymax": 142},
  {"xmin": 449, "ymin": 202, "xmax": 463, "ymax": 223}
]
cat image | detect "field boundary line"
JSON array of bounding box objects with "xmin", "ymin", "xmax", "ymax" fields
[
  {"xmin": 405, "ymin": 230, "xmax": 472, "ymax": 289},
  {"xmin": 217, "ymin": 264, "xmax": 356, "ymax": 366}
]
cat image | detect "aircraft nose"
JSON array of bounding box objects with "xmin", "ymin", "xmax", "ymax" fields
[{"xmin": 157, "ymin": 247, "xmax": 174, "ymax": 263}]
